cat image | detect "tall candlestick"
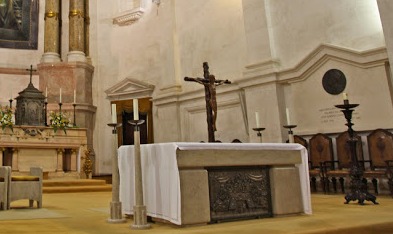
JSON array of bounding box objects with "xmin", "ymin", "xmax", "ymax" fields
[
  {"xmin": 73, "ymin": 89, "xmax": 76, "ymax": 104},
  {"xmin": 286, "ymin": 108, "xmax": 291, "ymax": 125},
  {"xmin": 59, "ymin": 88, "xmax": 62, "ymax": 103},
  {"xmin": 255, "ymin": 112, "xmax": 260, "ymax": 128},
  {"xmin": 111, "ymin": 104, "xmax": 117, "ymax": 123},
  {"xmin": 133, "ymin": 99, "xmax": 139, "ymax": 120}
]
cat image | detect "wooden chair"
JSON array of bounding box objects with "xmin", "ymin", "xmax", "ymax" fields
[
  {"xmin": 0, "ymin": 166, "xmax": 11, "ymax": 210},
  {"xmin": 294, "ymin": 135, "xmax": 308, "ymax": 149},
  {"xmin": 309, "ymin": 133, "xmax": 334, "ymax": 193},
  {"xmin": 323, "ymin": 131, "xmax": 363, "ymax": 193},
  {"xmin": 364, "ymin": 129, "xmax": 393, "ymax": 196},
  {"xmin": 7, "ymin": 167, "xmax": 43, "ymax": 209}
]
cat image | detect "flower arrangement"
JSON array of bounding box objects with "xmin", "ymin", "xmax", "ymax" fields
[
  {"xmin": 0, "ymin": 105, "xmax": 13, "ymax": 131},
  {"xmin": 49, "ymin": 111, "xmax": 71, "ymax": 133}
]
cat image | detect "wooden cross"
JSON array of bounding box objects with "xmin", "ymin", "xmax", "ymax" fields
[
  {"xmin": 184, "ymin": 62, "xmax": 231, "ymax": 142},
  {"xmin": 26, "ymin": 65, "xmax": 37, "ymax": 84}
]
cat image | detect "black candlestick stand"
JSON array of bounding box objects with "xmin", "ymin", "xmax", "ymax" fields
[
  {"xmin": 252, "ymin": 127, "xmax": 266, "ymax": 143},
  {"xmin": 9, "ymin": 99, "xmax": 13, "ymax": 109},
  {"xmin": 335, "ymin": 100, "xmax": 378, "ymax": 205},
  {"xmin": 59, "ymin": 102, "xmax": 62, "ymax": 113},
  {"xmin": 44, "ymin": 101, "xmax": 48, "ymax": 126},
  {"xmin": 73, "ymin": 104, "xmax": 77, "ymax": 127},
  {"xmin": 284, "ymin": 125, "xmax": 297, "ymax": 143}
]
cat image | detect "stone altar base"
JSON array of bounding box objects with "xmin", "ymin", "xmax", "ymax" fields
[{"xmin": 119, "ymin": 143, "xmax": 311, "ymax": 226}]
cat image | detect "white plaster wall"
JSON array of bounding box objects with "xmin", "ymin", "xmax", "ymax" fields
[
  {"xmin": 268, "ymin": 0, "xmax": 385, "ymax": 69},
  {"xmin": 291, "ymin": 60, "xmax": 393, "ymax": 135}
]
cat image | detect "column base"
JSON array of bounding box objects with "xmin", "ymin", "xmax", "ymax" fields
[
  {"xmin": 107, "ymin": 201, "xmax": 126, "ymax": 223},
  {"xmin": 131, "ymin": 205, "xmax": 151, "ymax": 229},
  {"xmin": 67, "ymin": 51, "xmax": 87, "ymax": 62},
  {"xmin": 41, "ymin": 52, "xmax": 61, "ymax": 63}
]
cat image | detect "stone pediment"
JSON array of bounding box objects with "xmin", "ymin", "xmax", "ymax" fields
[{"xmin": 105, "ymin": 78, "xmax": 155, "ymax": 100}]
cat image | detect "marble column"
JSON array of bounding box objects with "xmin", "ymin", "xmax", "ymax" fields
[
  {"xmin": 68, "ymin": 0, "xmax": 86, "ymax": 62},
  {"xmin": 84, "ymin": 0, "xmax": 91, "ymax": 63},
  {"xmin": 41, "ymin": 0, "xmax": 61, "ymax": 63}
]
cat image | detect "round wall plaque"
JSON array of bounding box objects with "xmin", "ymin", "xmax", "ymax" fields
[{"xmin": 322, "ymin": 69, "xmax": 347, "ymax": 95}]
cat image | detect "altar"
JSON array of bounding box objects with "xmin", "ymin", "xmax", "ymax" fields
[
  {"xmin": 118, "ymin": 142, "xmax": 312, "ymax": 226},
  {"xmin": 0, "ymin": 126, "xmax": 87, "ymax": 179}
]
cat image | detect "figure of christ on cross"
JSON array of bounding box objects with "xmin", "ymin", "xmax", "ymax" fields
[{"xmin": 184, "ymin": 62, "xmax": 231, "ymax": 142}]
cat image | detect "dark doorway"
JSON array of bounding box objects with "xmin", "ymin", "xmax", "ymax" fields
[
  {"xmin": 122, "ymin": 111, "xmax": 148, "ymax": 145},
  {"xmin": 2, "ymin": 148, "xmax": 12, "ymax": 167}
]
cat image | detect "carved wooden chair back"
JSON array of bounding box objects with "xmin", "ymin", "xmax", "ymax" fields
[
  {"xmin": 367, "ymin": 129, "xmax": 393, "ymax": 169},
  {"xmin": 335, "ymin": 131, "xmax": 363, "ymax": 169},
  {"xmin": 294, "ymin": 135, "xmax": 308, "ymax": 150},
  {"xmin": 309, "ymin": 133, "xmax": 334, "ymax": 169}
]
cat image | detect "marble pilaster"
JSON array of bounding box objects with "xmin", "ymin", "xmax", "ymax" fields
[
  {"xmin": 38, "ymin": 62, "xmax": 96, "ymax": 162},
  {"xmin": 42, "ymin": 0, "xmax": 61, "ymax": 63},
  {"xmin": 0, "ymin": 148, "xmax": 3, "ymax": 166},
  {"xmin": 11, "ymin": 148, "xmax": 19, "ymax": 172},
  {"xmin": 377, "ymin": 0, "xmax": 393, "ymax": 78},
  {"xmin": 241, "ymin": 0, "xmax": 277, "ymax": 69},
  {"xmin": 71, "ymin": 149, "xmax": 77, "ymax": 171},
  {"xmin": 56, "ymin": 148, "xmax": 64, "ymax": 172},
  {"xmin": 68, "ymin": 0, "xmax": 86, "ymax": 62}
]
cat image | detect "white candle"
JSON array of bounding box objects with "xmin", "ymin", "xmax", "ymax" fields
[
  {"xmin": 133, "ymin": 99, "xmax": 139, "ymax": 120},
  {"xmin": 73, "ymin": 89, "xmax": 76, "ymax": 104},
  {"xmin": 59, "ymin": 88, "xmax": 62, "ymax": 103},
  {"xmin": 10, "ymin": 89, "xmax": 12, "ymax": 99},
  {"xmin": 286, "ymin": 108, "xmax": 291, "ymax": 125},
  {"xmin": 111, "ymin": 104, "xmax": 117, "ymax": 123},
  {"xmin": 343, "ymin": 92, "xmax": 348, "ymax": 100},
  {"xmin": 255, "ymin": 112, "xmax": 260, "ymax": 128},
  {"xmin": 45, "ymin": 87, "xmax": 48, "ymax": 98}
]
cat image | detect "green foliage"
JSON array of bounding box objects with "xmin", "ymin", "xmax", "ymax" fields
[
  {"xmin": 49, "ymin": 111, "xmax": 71, "ymax": 134},
  {"xmin": 0, "ymin": 105, "xmax": 13, "ymax": 131}
]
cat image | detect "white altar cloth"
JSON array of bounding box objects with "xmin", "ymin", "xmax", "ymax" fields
[{"xmin": 118, "ymin": 142, "xmax": 312, "ymax": 225}]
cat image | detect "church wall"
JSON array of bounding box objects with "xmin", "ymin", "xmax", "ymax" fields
[
  {"xmin": 1, "ymin": 0, "xmax": 384, "ymax": 174},
  {"xmin": 267, "ymin": 0, "xmax": 385, "ymax": 69},
  {"xmin": 0, "ymin": 0, "xmax": 390, "ymax": 175},
  {"xmin": 290, "ymin": 55, "xmax": 393, "ymax": 136}
]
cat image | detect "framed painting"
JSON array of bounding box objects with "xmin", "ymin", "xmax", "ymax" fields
[{"xmin": 0, "ymin": 0, "xmax": 39, "ymax": 49}]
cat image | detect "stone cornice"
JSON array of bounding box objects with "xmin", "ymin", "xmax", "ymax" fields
[{"xmin": 113, "ymin": 7, "xmax": 145, "ymax": 26}]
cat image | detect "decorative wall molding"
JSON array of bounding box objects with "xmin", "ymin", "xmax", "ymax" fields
[
  {"xmin": 113, "ymin": 7, "xmax": 145, "ymax": 26},
  {"xmin": 105, "ymin": 77, "xmax": 155, "ymax": 100}
]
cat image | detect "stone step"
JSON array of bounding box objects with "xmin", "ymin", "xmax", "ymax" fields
[{"xmin": 42, "ymin": 179, "xmax": 112, "ymax": 193}]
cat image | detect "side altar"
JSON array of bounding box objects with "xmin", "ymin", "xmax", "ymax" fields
[
  {"xmin": 0, "ymin": 126, "xmax": 87, "ymax": 179},
  {"xmin": 0, "ymin": 66, "xmax": 88, "ymax": 179}
]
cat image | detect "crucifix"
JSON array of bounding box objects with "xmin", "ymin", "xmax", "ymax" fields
[
  {"xmin": 26, "ymin": 65, "xmax": 37, "ymax": 84},
  {"xmin": 184, "ymin": 62, "xmax": 231, "ymax": 142}
]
